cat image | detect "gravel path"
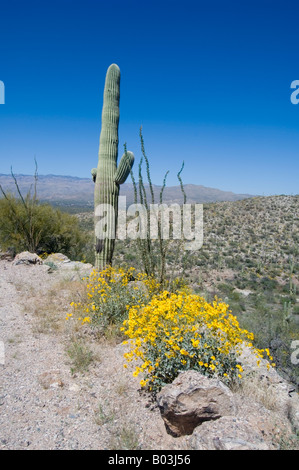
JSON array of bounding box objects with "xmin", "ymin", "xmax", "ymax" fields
[{"xmin": 0, "ymin": 259, "xmax": 188, "ymax": 450}]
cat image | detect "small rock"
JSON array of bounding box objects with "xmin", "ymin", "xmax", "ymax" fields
[
  {"xmin": 45, "ymin": 253, "xmax": 70, "ymax": 264},
  {"xmin": 0, "ymin": 250, "xmax": 14, "ymax": 261},
  {"xmin": 38, "ymin": 371, "xmax": 64, "ymax": 389},
  {"xmin": 49, "ymin": 381, "xmax": 64, "ymax": 389},
  {"xmin": 69, "ymin": 384, "xmax": 80, "ymax": 392},
  {"xmin": 233, "ymin": 288, "xmax": 252, "ymax": 297},
  {"xmin": 12, "ymin": 252, "xmax": 43, "ymax": 266}
]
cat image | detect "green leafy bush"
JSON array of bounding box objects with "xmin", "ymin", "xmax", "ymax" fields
[{"xmin": 0, "ymin": 193, "xmax": 89, "ymax": 260}]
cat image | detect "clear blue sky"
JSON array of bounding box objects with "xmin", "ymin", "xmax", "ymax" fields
[{"xmin": 0, "ymin": 0, "xmax": 299, "ymax": 196}]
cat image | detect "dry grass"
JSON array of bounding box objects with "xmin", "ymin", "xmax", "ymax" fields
[
  {"xmin": 108, "ymin": 424, "xmax": 140, "ymax": 450},
  {"xmin": 21, "ymin": 277, "xmax": 88, "ymax": 335},
  {"xmin": 235, "ymin": 372, "xmax": 279, "ymax": 412},
  {"xmin": 66, "ymin": 337, "xmax": 96, "ymax": 374}
]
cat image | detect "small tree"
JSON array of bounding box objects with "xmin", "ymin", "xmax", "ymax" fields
[{"xmin": 0, "ymin": 162, "xmax": 89, "ymax": 259}]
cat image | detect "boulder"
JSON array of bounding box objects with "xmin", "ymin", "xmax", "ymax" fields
[
  {"xmin": 0, "ymin": 250, "xmax": 14, "ymax": 261},
  {"xmin": 156, "ymin": 370, "xmax": 235, "ymax": 437},
  {"xmin": 12, "ymin": 251, "xmax": 43, "ymax": 266},
  {"xmin": 233, "ymin": 288, "xmax": 252, "ymax": 297},
  {"xmin": 188, "ymin": 416, "xmax": 270, "ymax": 450},
  {"xmin": 156, "ymin": 351, "xmax": 299, "ymax": 448},
  {"xmin": 44, "ymin": 253, "xmax": 71, "ymax": 264},
  {"xmin": 43, "ymin": 253, "xmax": 94, "ymax": 279},
  {"xmin": 239, "ymin": 345, "xmax": 299, "ymax": 433}
]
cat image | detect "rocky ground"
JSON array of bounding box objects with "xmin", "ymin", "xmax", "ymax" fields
[{"xmin": 0, "ymin": 253, "xmax": 299, "ymax": 451}]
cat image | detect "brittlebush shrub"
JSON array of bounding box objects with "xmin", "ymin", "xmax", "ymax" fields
[
  {"xmin": 121, "ymin": 291, "xmax": 275, "ymax": 394},
  {"xmin": 67, "ymin": 266, "xmax": 160, "ymax": 330},
  {"xmin": 67, "ymin": 265, "xmax": 275, "ymax": 395}
]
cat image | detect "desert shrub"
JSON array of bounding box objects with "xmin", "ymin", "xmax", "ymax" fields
[
  {"xmin": 0, "ymin": 193, "xmax": 89, "ymax": 260},
  {"xmin": 67, "ymin": 266, "xmax": 160, "ymax": 331},
  {"xmin": 66, "ymin": 338, "xmax": 95, "ymax": 375},
  {"xmin": 259, "ymin": 276, "xmax": 278, "ymax": 291},
  {"xmin": 121, "ymin": 291, "xmax": 273, "ymax": 394},
  {"xmin": 293, "ymin": 305, "xmax": 299, "ymax": 315}
]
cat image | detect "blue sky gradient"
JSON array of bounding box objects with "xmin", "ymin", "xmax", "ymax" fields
[{"xmin": 0, "ymin": 0, "xmax": 299, "ymax": 195}]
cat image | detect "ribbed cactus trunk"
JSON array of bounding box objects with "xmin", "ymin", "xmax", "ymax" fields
[{"xmin": 92, "ymin": 64, "xmax": 134, "ymax": 271}]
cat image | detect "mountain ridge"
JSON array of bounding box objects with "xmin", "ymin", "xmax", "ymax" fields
[{"xmin": 0, "ymin": 173, "xmax": 256, "ymax": 206}]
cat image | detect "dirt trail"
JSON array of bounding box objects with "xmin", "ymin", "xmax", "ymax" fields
[{"xmin": 0, "ymin": 259, "xmax": 186, "ymax": 450}]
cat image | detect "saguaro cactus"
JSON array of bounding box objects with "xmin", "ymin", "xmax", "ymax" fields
[{"xmin": 92, "ymin": 63, "xmax": 134, "ymax": 270}]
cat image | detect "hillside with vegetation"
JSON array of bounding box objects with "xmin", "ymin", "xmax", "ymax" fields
[{"xmin": 75, "ymin": 194, "xmax": 299, "ymax": 388}]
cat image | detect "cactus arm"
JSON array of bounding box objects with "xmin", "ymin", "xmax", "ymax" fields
[
  {"xmin": 114, "ymin": 151, "xmax": 135, "ymax": 185},
  {"xmin": 91, "ymin": 168, "xmax": 97, "ymax": 182}
]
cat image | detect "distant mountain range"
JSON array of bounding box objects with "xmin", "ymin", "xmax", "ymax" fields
[{"xmin": 0, "ymin": 173, "xmax": 255, "ymax": 207}]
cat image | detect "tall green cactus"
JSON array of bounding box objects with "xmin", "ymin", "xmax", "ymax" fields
[{"xmin": 92, "ymin": 64, "xmax": 134, "ymax": 271}]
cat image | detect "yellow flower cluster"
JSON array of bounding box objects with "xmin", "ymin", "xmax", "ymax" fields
[
  {"xmin": 66, "ymin": 266, "xmax": 160, "ymax": 327},
  {"xmin": 121, "ymin": 291, "xmax": 271, "ymax": 393},
  {"xmin": 65, "ymin": 264, "xmax": 275, "ymax": 394}
]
